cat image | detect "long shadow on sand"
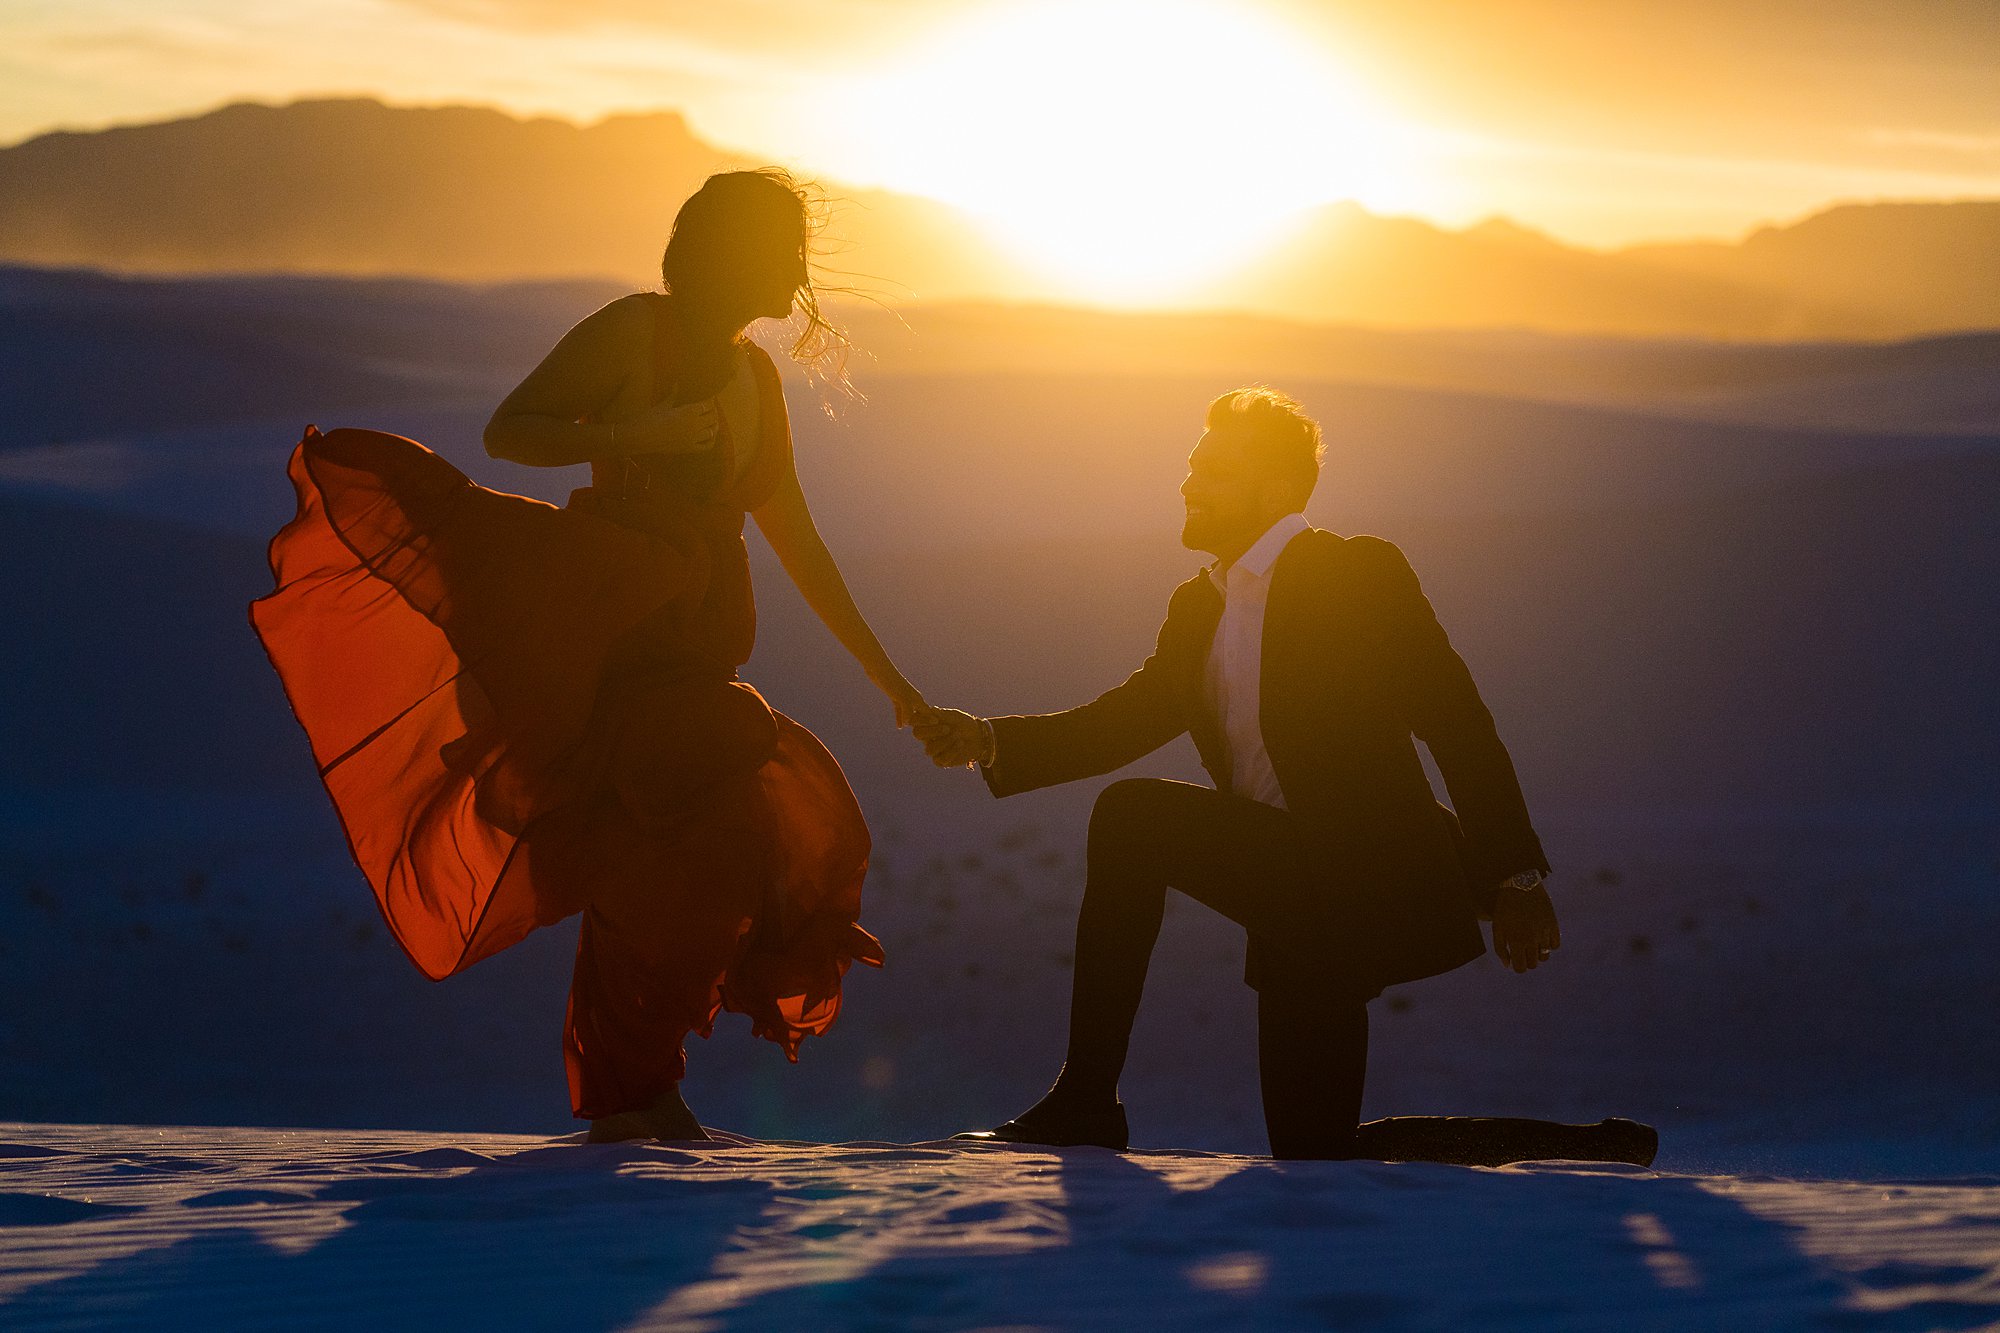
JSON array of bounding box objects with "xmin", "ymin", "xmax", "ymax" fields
[
  {"xmin": 8, "ymin": 1138, "xmax": 1995, "ymax": 1329},
  {"xmin": 0, "ymin": 1142, "xmax": 773, "ymax": 1329},
  {"xmin": 701, "ymin": 1148, "xmax": 1958, "ymax": 1330}
]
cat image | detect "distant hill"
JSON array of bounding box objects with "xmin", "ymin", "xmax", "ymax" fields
[
  {"xmin": 2, "ymin": 98, "xmax": 1998, "ymax": 340},
  {"xmin": 1627, "ymin": 202, "xmax": 2000, "ymax": 339},
  {"xmin": 0, "ymin": 99, "xmax": 735, "ymax": 281},
  {"xmin": 1195, "ymin": 201, "xmax": 2000, "ymax": 339},
  {"xmin": 0, "ymin": 99, "xmax": 1041, "ymax": 304}
]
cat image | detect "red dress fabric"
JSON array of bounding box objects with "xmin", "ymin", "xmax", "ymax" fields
[{"xmin": 249, "ymin": 302, "xmax": 880, "ymax": 1119}]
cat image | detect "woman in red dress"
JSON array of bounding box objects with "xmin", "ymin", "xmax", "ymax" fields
[{"xmin": 251, "ymin": 170, "xmax": 918, "ymax": 1141}]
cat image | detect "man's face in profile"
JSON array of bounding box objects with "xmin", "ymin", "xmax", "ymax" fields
[{"xmin": 1180, "ymin": 428, "xmax": 1283, "ymax": 557}]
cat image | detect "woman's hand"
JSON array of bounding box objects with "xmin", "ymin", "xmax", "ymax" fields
[
  {"xmin": 870, "ymin": 668, "xmax": 927, "ymax": 729},
  {"xmin": 615, "ymin": 399, "xmax": 719, "ymax": 456}
]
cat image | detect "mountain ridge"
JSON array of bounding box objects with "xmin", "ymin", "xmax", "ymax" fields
[{"xmin": 2, "ymin": 97, "xmax": 1996, "ymax": 339}]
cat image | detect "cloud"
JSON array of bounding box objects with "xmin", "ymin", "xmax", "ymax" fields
[
  {"xmin": 1860, "ymin": 127, "xmax": 2000, "ymax": 158},
  {"xmin": 37, "ymin": 27, "xmax": 219, "ymax": 60},
  {"xmin": 388, "ymin": 0, "xmax": 926, "ymax": 57}
]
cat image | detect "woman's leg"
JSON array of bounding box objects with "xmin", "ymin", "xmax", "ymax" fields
[
  {"xmin": 566, "ymin": 904, "xmax": 712, "ymax": 1141},
  {"xmin": 583, "ymin": 1089, "xmax": 705, "ymax": 1143},
  {"xmin": 561, "ymin": 797, "xmax": 773, "ymax": 1140}
]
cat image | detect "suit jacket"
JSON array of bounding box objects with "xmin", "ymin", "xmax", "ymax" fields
[{"xmin": 984, "ymin": 527, "xmax": 1549, "ymax": 997}]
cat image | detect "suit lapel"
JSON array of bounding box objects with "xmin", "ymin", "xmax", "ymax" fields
[{"xmin": 1259, "ymin": 528, "xmax": 1338, "ymax": 789}]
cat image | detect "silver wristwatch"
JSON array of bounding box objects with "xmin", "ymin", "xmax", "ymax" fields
[{"xmin": 1500, "ymin": 869, "xmax": 1545, "ymax": 894}]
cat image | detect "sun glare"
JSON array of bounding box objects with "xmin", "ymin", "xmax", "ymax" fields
[{"xmin": 835, "ymin": 0, "xmax": 1410, "ymax": 303}]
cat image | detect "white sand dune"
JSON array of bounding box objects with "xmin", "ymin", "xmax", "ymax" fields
[{"xmin": 1, "ymin": 1122, "xmax": 1995, "ymax": 1330}]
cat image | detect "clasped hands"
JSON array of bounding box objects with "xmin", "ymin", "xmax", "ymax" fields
[
  {"xmin": 909, "ymin": 705, "xmax": 990, "ymax": 769},
  {"xmin": 862, "ymin": 669, "xmax": 986, "ymax": 765}
]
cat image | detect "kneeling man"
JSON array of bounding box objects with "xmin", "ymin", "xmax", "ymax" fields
[{"xmin": 917, "ymin": 388, "xmax": 1650, "ymax": 1165}]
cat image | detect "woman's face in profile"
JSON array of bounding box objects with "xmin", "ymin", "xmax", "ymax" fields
[
  {"xmin": 752, "ymin": 239, "xmax": 808, "ymax": 321},
  {"xmin": 721, "ymin": 213, "xmax": 808, "ymax": 323}
]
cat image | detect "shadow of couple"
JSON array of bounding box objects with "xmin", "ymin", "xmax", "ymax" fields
[{"xmin": 0, "ymin": 1137, "xmax": 1854, "ymax": 1330}]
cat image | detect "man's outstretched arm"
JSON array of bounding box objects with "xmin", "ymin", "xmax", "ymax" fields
[
  {"xmin": 980, "ymin": 656, "xmax": 1187, "ymax": 797},
  {"xmin": 915, "ymin": 599, "xmax": 1193, "ymax": 797}
]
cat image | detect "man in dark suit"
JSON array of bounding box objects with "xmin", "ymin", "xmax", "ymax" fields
[{"xmin": 916, "ymin": 387, "xmax": 1650, "ymax": 1164}]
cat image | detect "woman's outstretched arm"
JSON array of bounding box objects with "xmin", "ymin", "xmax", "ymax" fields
[
  {"xmin": 753, "ymin": 464, "xmax": 925, "ymax": 726},
  {"xmin": 484, "ymin": 296, "xmax": 715, "ymax": 467}
]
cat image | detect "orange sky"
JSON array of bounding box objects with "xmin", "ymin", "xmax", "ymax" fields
[{"xmin": 4, "ymin": 0, "xmax": 1996, "ymax": 252}]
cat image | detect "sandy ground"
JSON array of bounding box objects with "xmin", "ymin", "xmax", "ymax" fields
[{"xmin": 1, "ymin": 1122, "xmax": 1996, "ymax": 1330}]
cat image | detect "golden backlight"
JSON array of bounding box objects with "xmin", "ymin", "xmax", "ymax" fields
[{"xmin": 839, "ymin": 0, "xmax": 1413, "ymax": 303}]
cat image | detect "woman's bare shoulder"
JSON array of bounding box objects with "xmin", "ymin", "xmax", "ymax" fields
[
  {"xmin": 494, "ymin": 293, "xmax": 657, "ymax": 418},
  {"xmin": 529, "ymin": 293, "xmax": 656, "ymax": 384},
  {"xmin": 576, "ymin": 292, "xmax": 658, "ymax": 346}
]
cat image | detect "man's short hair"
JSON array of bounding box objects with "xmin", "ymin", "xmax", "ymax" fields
[{"xmin": 1205, "ymin": 386, "xmax": 1323, "ymax": 505}]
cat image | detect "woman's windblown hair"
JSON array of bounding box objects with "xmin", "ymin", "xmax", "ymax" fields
[{"xmin": 661, "ymin": 168, "xmax": 853, "ymax": 393}]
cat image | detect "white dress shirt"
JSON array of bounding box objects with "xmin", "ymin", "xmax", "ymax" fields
[{"xmin": 1204, "ymin": 512, "xmax": 1312, "ymax": 809}]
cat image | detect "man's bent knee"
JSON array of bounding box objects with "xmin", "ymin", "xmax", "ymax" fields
[{"xmin": 1088, "ymin": 778, "xmax": 1178, "ymax": 842}]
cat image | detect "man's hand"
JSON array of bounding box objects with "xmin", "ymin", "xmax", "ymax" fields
[
  {"xmin": 1490, "ymin": 883, "xmax": 1560, "ymax": 973},
  {"xmin": 912, "ymin": 707, "xmax": 989, "ymax": 768}
]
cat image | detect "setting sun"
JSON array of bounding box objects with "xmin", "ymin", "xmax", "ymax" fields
[{"xmin": 835, "ymin": 0, "xmax": 1415, "ymax": 302}]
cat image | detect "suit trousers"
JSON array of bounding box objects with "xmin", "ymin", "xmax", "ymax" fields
[{"xmin": 1061, "ymin": 776, "xmax": 1368, "ymax": 1158}]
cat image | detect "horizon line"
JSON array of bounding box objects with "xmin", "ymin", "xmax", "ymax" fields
[{"xmin": 9, "ymin": 92, "xmax": 1999, "ymax": 257}]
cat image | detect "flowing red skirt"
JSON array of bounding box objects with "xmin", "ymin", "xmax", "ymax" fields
[{"xmin": 250, "ymin": 427, "xmax": 881, "ymax": 1118}]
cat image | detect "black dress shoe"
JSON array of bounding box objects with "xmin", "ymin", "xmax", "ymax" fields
[
  {"xmin": 1595, "ymin": 1117, "xmax": 1660, "ymax": 1167},
  {"xmin": 953, "ymin": 1102, "xmax": 1130, "ymax": 1150},
  {"xmin": 1353, "ymin": 1115, "xmax": 1658, "ymax": 1168}
]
